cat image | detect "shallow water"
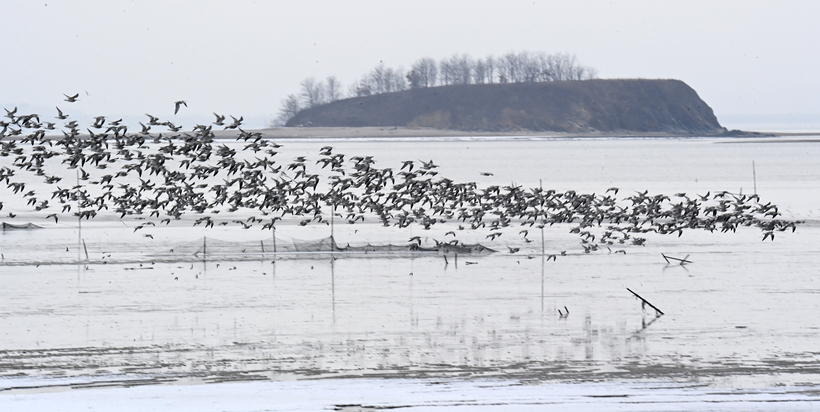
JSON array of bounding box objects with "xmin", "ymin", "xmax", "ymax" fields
[{"xmin": 1, "ymin": 136, "xmax": 820, "ymax": 402}]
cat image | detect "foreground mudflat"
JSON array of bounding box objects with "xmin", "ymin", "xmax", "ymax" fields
[
  {"xmin": 5, "ymin": 378, "xmax": 820, "ymax": 411},
  {"xmin": 1, "ymin": 136, "xmax": 819, "ymax": 408}
]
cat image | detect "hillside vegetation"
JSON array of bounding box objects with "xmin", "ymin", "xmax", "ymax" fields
[{"xmin": 286, "ymin": 79, "xmax": 724, "ymax": 134}]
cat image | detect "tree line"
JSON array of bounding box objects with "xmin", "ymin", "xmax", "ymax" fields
[{"xmin": 274, "ymin": 51, "xmax": 597, "ymax": 126}]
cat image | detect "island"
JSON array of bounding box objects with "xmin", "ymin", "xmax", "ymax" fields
[{"xmin": 284, "ymin": 79, "xmax": 730, "ymax": 135}]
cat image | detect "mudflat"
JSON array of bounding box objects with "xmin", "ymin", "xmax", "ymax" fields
[{"xmin": 217, "ymin": 126, "xmax": 785, "ymax": 139}]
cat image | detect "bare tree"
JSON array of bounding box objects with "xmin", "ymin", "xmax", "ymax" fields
[
  {"xmin": 439, "ymin": 57, "xmax": 455, "ymax": 85},
  {"xmin": 368, "ymin": 63, "xmax": 388, "ymax": 94},
  {"xmin": 522, "ymin": 51, "xmax": 542, "ymax": 83},
  {"xmin": 406, "ymin": 69, "xmax": 421, "ymax": 89},
  {"xmin": 300, "ymin": 77, "xmax": 326, "ymax": 108},
  {"xmin": 274, "ymin": 94, "xmax": 301, "ymax": 126},
  {"xmin": 533, "ymin": 52, "xmax": 552, "ymax": 82},
  {"xmin": 408, "ymin": 57, "xmax": 437, "ymax": 88},
  {"xmin": 560, "ymin": 54, "xmax": 598, "ymax": 80},
  {"xmin": 278, "ymin": 51, "xmax": 597, "ymax": 115},
  {"xmin": 555, "ymin": 53, "xmax": 573, "ymax": 81},
  {"xmin": 382, "ymin": 67, "xmax": 406, "ymax": 92},
  {"xmin": 347, "ymin": 81, "xmax": 359, "ymax": 97},
  {"xmin": 484, "ymin": 56, "xmax": 495, "ymax": 84},
  {"xmin": 393, "ymin": 66, "xmax": 409, "ymax": 91},
  {"xmin": 453, "ymin": 54, "xmax": 473, "ymax": 85},
  {"xmin": 439, "ymin": 54, "xmax": 472, "ymax": 85},
  {"xmin": 474, "ymin": 58, "xmax": 487, "ymax": 84},
  {"xmin": 499, "ymin": 52, "xmax": 520, "ymax": 83},
  {"xmin": 353, "ymin": 79, "xmax": 372, "ymax": 97},
  {"xmin": 326, "ymin": 75, "xmax": 341, "ymax": 102},
  {"xmin": 383, "ymin": 67, "xmax": 395, "ymax": 93},
  {"xmin": 504, "ymin": 51, "xmax": 530, "ymax": 83},
  {"xmin": 422, "ymin": 57, "xmax": 438, "ymax": 87}
]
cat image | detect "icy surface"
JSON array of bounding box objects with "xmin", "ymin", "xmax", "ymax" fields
[
  {"xmin": 4, "ymin": 378, "xmax": 820, "ymax": 411},
  {"xmin": 2, "ymin": 136, "xmax": 820, "ymax": 408}
]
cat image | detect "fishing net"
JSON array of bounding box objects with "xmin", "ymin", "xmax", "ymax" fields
[{"xmin": 174, "ymin": 235, "xmax": 496, "ymax": 260}]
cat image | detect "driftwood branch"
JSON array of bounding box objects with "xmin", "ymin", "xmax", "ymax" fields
[
  {"xmin": 662, "ymin": 253, "xmax": 692, "ymax": 265},
  {"xmin": 627, "ymin": 288, "xmax": 664, "ymax": 316}
]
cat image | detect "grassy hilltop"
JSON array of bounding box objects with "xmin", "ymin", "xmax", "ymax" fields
[{"xmin": 286, "ymin": 79, "xmax": 724, "ymax": 134}]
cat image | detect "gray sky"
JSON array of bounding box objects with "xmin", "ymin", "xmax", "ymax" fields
[{"xmin": 1, "ymin": 0, "xmax": 818, "ymax": 130}]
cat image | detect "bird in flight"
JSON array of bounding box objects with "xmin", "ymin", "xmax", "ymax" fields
[
  {"xmin": 213, "ymin": 113, "xmax": 225, "ymax": 126},
  {"xmin": 64, "ymin": 93, "xmax": 79, "ymax": 103},
  {"xmin": 174, "ymin": 100, "xmax": 187, "ymax": 115}
]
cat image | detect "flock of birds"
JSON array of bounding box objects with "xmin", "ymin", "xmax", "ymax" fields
[{"xmin": 0, "ymin": 98, "xmax": 801, "ymax": 253}]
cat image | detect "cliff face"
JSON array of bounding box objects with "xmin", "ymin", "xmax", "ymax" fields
[{"xmin": 286, "ymin": 79, "xmax": 723, "ymax": 133}]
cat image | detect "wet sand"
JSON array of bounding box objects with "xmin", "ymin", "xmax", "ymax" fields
[
  {"xmin": 1, "ymin": 136, "xmax": 819, "ymax": 409},
  {"xmin": 210, "ymin": 126, "xmax": 803, "ymax": 140}
]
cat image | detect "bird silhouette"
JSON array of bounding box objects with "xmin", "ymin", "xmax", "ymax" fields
[
  {"xmin": 0, "ymin": 97, "xmax": 799, "ymax": 258},
  {"xmin": 174, "ymin": 100, "xmax": 187, "ymax": 115}
]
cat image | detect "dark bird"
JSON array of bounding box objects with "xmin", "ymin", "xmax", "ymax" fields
[
  {"xmin": 213, "ymin": 113, "xmax": 225, "ymax": 125},
  {"xmin": 558, "ymin": 306, "xmax": 569, "ymax": 318},
  {"xmin": 225, "ymin": 115, "xmax": 243, "ymax": 129},
  {"xmin": 64, "ymin": 93, "xmax": 79, "ymax": 103},
  {"xmin": 400, "ymin": 160, "xmax": 414, "ymax": 171},
  {"xmin": 174, "ymin": 100, "xmax": 187, "ymax": 115}
]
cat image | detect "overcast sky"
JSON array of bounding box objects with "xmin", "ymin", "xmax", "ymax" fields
[{"xmin": 1, "ymin": 0, "xmax": 817, "ymax": 130}]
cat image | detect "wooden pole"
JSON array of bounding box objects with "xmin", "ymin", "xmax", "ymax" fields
[
  {"xmin": 540, "ymin": 179, "xmax": 545, "ymax": 257},
  {"xmin": 330, "ymin": 200, "xmax": 335, "ymax": 251},
  {"xmin": 752, "ymin": 160, "xmax": 757, "ymax": 195},
  {"xmin": 76, "ymin": 169, "xmax": 81, "ymax": 264},
  {"xmin": 627, "ymin": 288, "xmax": 664, "ymax": 316},
  {"xmin": 540, "ymin": 179, "xmax": 545, "ymax": 314}
]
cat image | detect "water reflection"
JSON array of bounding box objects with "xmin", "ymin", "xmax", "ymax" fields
[{"xmin": 1, "ymin": 212, "xmax": 819, "ymax": 381}]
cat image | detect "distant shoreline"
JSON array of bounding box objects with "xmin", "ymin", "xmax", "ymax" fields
[
  {"xmin": 212, "ymin": 127, "xmax": 820, "ymax": 140},
  {"xmin": 52, "ymin": 127, "xmax": 820, "ymax": 142}
]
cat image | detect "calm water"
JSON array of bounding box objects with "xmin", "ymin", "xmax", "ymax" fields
[{"xmin": 1, "ymin": 136, "xmax": 820, "ymax": 391}]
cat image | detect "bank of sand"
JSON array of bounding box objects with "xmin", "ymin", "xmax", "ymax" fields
[{"xmin": 213, "ymin": 126, "xmax": 819, "ymax": 140}]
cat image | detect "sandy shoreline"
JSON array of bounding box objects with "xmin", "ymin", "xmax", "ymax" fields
[
  {"xmin": 47, "ymin": 126, "xmax": 820, "ymax": 141},
  {"xmin": 212, "ymin": 126, "xmax": 820, "ymax": 140}
]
